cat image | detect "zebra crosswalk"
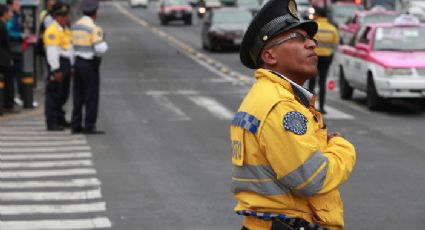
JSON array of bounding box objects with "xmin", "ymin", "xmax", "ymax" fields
[{"xmin": 0, "ymin": 119, "xmax": 112, "ymax": 230}]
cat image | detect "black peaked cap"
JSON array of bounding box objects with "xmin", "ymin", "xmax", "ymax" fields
[
  {"xmin": 51, "ymin": 1, "xmax": 70, "ymax": 16},
  {"xmin": 240, "ymin": 0, "xmax": 318, "ymax": 69}
]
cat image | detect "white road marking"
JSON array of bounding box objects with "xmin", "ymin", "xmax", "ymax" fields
[
  {"xmin": 0, "ymin": 135, "xmax": 85, "ymax": 141},
  {"xmin": 323, "ymin": 105, "xmax": 355, "ymax": 120},
  {"xmin": 0, "ymin": 202, "xmax": 106, "ymax": 215},
  {"xmin": 0, "ymin": 160, "xmax": 93, "ymax": 169},
  {"xmin": 149, "ymin": 93, "xmax": 190, "ymax": 121},
  {"xmin": 0, "ymin": 168, "xmax": 97, "ymax": 178},
  {"xmin": 0, "ymin": 152, "xmax": 92, "ymax": 160},
  {"xmin": 0, "ymin": 189, "xmax": 102, "ymax": 201},
  {"xmin": 0, "ymin": 178, "xmax": 101, "ymax": 189},
  {"xmin": 0, "ymin": 130, "xmax": 70, "ymax": 135},
  {"xmin": 188, "ymin": 96, "xmax": 234, "ymax": 120},
  {"xmin": 0, "ymin": 217, "xmax": 112, "ymax": 230},
  {"xmin": 0, "ymin": 126, "xmax": 48, "ymax": 130},
  {"xmin": 0, "ymin": 146, "xmax": 91, "ymax": 153},
  {"xmin": 1, "ymin": 120, "xmax": 45, "ymax": 126},
  {"xmin": 0, "ymin": 140, "xmax": 87, "ymax": 147}
]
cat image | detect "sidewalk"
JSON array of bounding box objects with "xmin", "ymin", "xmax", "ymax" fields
[{"xmin": 0, "ymin": 87, "xmax": 44, "ymax": 122}]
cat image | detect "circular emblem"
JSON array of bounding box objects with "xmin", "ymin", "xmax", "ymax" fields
[
  {"xmin": 262, "ymin": 35, "xmax": 268, "ymax": 41},
  {"xmin": 288, "ymin": 0, "xmax": 299, "ymax": 19},
  {"xmin": 283, "ymin": 111, "xmax": 307, "ymax": 135}
]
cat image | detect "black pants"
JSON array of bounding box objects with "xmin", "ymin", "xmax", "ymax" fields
[
  {"xmin": 308, "ymin": 55, "xmax": 333, "ymax": 111},
  {"xmin": 71, "ymin": 57, "xmax": 100, "ymax": 131},
  {"xmin": 0, "ymin": 66, "xmax": 14, "ymax": 109},
  {"xmin": 45, "ymin": 58, "xmax": 71, "ymax": 127},
  {"xmin": 11, "ymin": 57, "xmax": 23, "ymax": 99}
]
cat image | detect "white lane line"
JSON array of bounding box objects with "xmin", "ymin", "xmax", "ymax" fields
[
  {"xmin": 0, "ymin": 160, "xmax": 93, "ymax": 169},
  {"xmin": 0, "ymin": 146, "xmax": 91, "ymax": 153},
  {"xmin": 0, "ymin": 202, "xmax": 106, "ymax": 215},
  {"xmin": 0, "ymin": 135, "xmax": 85, "ymax": 141},
  {"xmin": 0, "ymin": 130, "xmax": 70, "ymax": 135},
  {"xmin": 0, "ymin": 152, "xmax": 92, "ymax": 160},
  {"xmin": 0, "ymin": 189, "xmax": 102, "ymax": 201},
  {"xmin": 188, "ymin": 96, "xmax": 234, "ymax": 120},
  {"xmin": 0, "ymin": 126, "xmax": 50, "ymax": 130},
  {"xmin": 0, "ymin": 168, "xmax": 97, "ymax": 178},
  {"xmin": 323, "ymin": 105, "xmax": 354, "ymax": 120},
  {"xmin": 1, "ymin": 120, "xmax": 45, "ymax": 126},
  {"xmin": 149, "ymin": 93, "xmax": 190, "ymax": 121},
  {"xmin": 0, "ymin": 217, "xmax": 112, "ymax": 230},
  {"xmin": 0, "ymin": 140, "xmax": 87, "ymax": 147},
  {"xmin": 0, "ymin": 178, "xmax": 101, "ymax": 189}
]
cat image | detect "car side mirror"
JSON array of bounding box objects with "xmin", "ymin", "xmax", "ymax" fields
[{"xmin": 355, "ymin": 43, "xmax": 370, "ymax": 53}]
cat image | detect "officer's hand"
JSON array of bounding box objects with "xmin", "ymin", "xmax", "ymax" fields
[
  {"xmin": 327, "ymin": 132, "xmax": 343, "ymax": 142},
  {"xmin": 52, "ymin": 71, "xmax": 63, "ymax": 82}
]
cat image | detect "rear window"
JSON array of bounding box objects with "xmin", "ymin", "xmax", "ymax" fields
[{"xmin": 374, "ymin": 27, "xmax": 425, "ymax": 51}]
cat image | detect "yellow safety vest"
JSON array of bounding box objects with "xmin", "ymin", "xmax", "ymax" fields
[
  {"xmin": 230, "ymin": 69, "xmax": 356, "ymax": 230},
  {"xmin": 314, "ymin": 17, "xmax": 339, "ymax": 57},
  {"xmin": 71, "ymin": 16, "xmax": 104, "ymax": 56},
  {"xmin": 43, "ymin": 22, "xmax": 72, "ymax": 51}
]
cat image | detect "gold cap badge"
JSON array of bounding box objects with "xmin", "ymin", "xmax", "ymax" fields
[{"xmin": 288, "ymin": 0, "xmax": 299, "ymax": 19}]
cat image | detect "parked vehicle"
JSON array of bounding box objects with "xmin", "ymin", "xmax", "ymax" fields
[
  {"xmin": 129, "ymin": 0, "xmax": 148, "ymax": 7},
  {"xmin": 334, "ymin": 15, "xmax": 425, "ymax": 110},
  {"xmin": 201, "ymin": 8, "xmax": 252, "ymax": 51},
  {"xmin": 328, "ymin": 1, "xmax": 363, "ymax": 28},
  {"xmin": 158, "ymin": 0, "xmax": 193, "ymax": 25},
  {"xmin": 297, "ymin": 0, "xmax": 314, "ymax": 20},
  {"xmin": 237, "ymin": 0, "xmax": 260, "ymax": 16},
  {"xmin": 339, "ymin": 5, "xmax": 399, "ymax": 44}
]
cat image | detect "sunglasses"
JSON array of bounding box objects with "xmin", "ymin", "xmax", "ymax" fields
[{"xmin": 265, "ymin": 32, "xmax": 318, "ymax": 49}]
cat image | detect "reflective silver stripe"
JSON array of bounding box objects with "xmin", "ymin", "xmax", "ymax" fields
[
  {"xmin": 232, "ymin": 179, "xmax": 290, "ymax": 196},
  {"xmin": 73, "ymin": 45, "xmax": 94, "ymax": 52},
  {"xmin": 317, "ymin": 42, "xmax": 336, "ymax": 49},
  {"xmin": 317, "ymin": 29, "xmax": 335, "ymax": 34},
  {"xmin": 72, "ymin": 24, "xmax": 93, "ymax": 33},
  {"xmin": 233, "ymin": 165, "xmax": 276, "ymax": 180},
  {"xmin": 279, "ymin": 151, "xmax": 328, "ymax": 188},
  {"xmin": 293, "ymin": 163, "xmax": 328, "ymax": 196}
]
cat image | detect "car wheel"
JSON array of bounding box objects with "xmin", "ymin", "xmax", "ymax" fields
[
  {"xmin": 339, "ymin": 67, "xmax": 353, "ymax": 100},
  {"xmin": 184, "ymin": 18, "xmax": 192, "ymax": 25},
  {"xmin": 160, "ymin": 18, "xmax": 168, "ymax": 25},
  {"xmin": 366, "ymin": 75, "xmax": 384, "ymax": 111}
]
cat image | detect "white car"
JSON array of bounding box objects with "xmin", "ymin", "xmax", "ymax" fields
[{"xmin": 129, "ymin": 0, "xmax": 148, "ymax": 7}]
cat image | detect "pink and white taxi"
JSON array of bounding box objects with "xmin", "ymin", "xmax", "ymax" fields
[
  {"xmin": 339, "ymin": 5, "xmax": 399, "ymax": 44},
  {"xmin": 334, "ymin": 15, "xmax": 425, "ymax": 110}
]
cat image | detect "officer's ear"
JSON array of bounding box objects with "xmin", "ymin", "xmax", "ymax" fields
[{"xmin": 260, "ymin": 48, "xmax": 277, "ymax": 67}]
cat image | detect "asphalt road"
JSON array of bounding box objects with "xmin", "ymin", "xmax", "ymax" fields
[{"xmin": 1, "ymin": 1, "xmax": 425, "ymax": 229}]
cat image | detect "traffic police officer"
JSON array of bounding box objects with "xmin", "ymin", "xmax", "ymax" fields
[
  {"xmin": 231, "ymin": 0, "xmax": 356, "ymax": 229},
  {"xmin": 43, "ymin": 1, "xmax": 72, "ymax": 131},
  {"xmin": 308, "ymin": 7, "xmax": 339, "ymax": 114},
  {"xmin": 71, "ymin": 0, "xmax": 108, "ymax": 134}
]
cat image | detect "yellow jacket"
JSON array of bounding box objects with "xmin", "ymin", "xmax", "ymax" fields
[
  {"xmin": 71, "ymin": 16, "xmax": 107, "ymax": 60},
  {"xmin": 231, "ymin": 69, "xmax": 356, "ymax": 230},
  {"xmin": 43, "ymin": 21, "xmax": 72, "ymax": 71},
  {"xmin": 315, "ymin": 17, "xmax": 339, "ymax": 57}
]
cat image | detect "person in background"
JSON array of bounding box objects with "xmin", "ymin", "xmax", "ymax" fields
[
  {"xmin": 308, "ymin": 6, "xmax": 339, "ymax": 114},
  {"xmin": 0, "ymin": 4, "xmax": 15, "ymax": 111},
  {"xmin": 43, "ymin": 1, "xmax": 72, "ymax": 131},
  {"xmin": 6, "ymin": 0, "xmax": 25, "ymax": 107},
  {"xmin": 71, "ymin": 0, "xmax": 108, "ymax": 134},
  {"xmin": 36, "ymin": 0, "xmax": 56, "ymax": 57}
]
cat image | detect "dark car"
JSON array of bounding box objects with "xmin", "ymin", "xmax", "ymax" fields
[
  {"xmin": 237, "ymin": 0, "xmax": 260, "ymax": 15},
  {"xmin": 201, "ymin": 8, "xmax": 252, "ymax": 51},
  {"xmin": 328, "ymin": 1, "xmax": 363, "ymax": 29},
  {"xmin": 158, "ymin": 0, "xmax": 193, "ymax": 25}
]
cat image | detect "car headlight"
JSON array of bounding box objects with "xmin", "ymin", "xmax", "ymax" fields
[
  {"xmin": 385, "ymin": 68, "xmax": 413, "ymax": 76},
  {"xmin": 308, "ymin": 7, "xmax": 315, "ymax": 14}
]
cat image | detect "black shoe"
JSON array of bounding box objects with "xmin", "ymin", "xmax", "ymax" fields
[
  {"xmin": 71, "ymin": 127, "xmax": 83, "ymax": 134},
  {"xmin": 47, "ymin": 124, "xmax": 65, "ymax": 131},
  {"xmin": 61, "ymin": 120, "xmax": 71, "ymax": 128},
  {"xmin": 84, "ymin": 128, "xmax": 105, "ymax": 135},
  {"xmin": 319, "ymin": 109, "xmax": 327, "ymax": 114}
]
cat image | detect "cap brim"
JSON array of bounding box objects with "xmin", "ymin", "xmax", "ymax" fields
[{"xmin": 240, "ymin": 20, "xmax": 317, "ymax": 69}]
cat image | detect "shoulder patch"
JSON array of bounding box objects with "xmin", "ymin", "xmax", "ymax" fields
[
  {"xmin": 48, "ymin": 34, "xmax": 55, "ymax": 40},
  {"xmin": 283, "ymin": 111, "xmax": 307, "ymax": 135}
]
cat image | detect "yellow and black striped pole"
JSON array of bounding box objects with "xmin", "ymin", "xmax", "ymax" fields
[
  {"xmin": 0, "ymin": 73, "xmax": 4, "ymax": 115},
  {"xmin": 21, "ymin": 72, "xmax": 34, "ymax": 109}
]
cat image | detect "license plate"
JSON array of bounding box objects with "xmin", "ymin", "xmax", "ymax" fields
[{"xmin": 175, "ymin": 12, "xmax": 182, "ymax": 18}]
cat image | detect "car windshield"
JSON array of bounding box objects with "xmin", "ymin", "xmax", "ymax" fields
[
  {"xmin": 164, "ymin": 0, "xmax": 188, "ymax": 6},
  {"xmin": 213, "ymin": 10, "xmax": 252, "ymax": 24},
  {"xmin": 374, "ymin": 27, "xmax": 425, "ymax": 51},
  {"xmin": 332, "ymin": 5, "xmax": 360, "ymax": 16},
  {"xmin": 360, "ymin": 14, "xmax": 398, "ymax": 24},
  {"xmin": 238, "ymin": 0, "xmax": 258, "ymax": 7}
]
